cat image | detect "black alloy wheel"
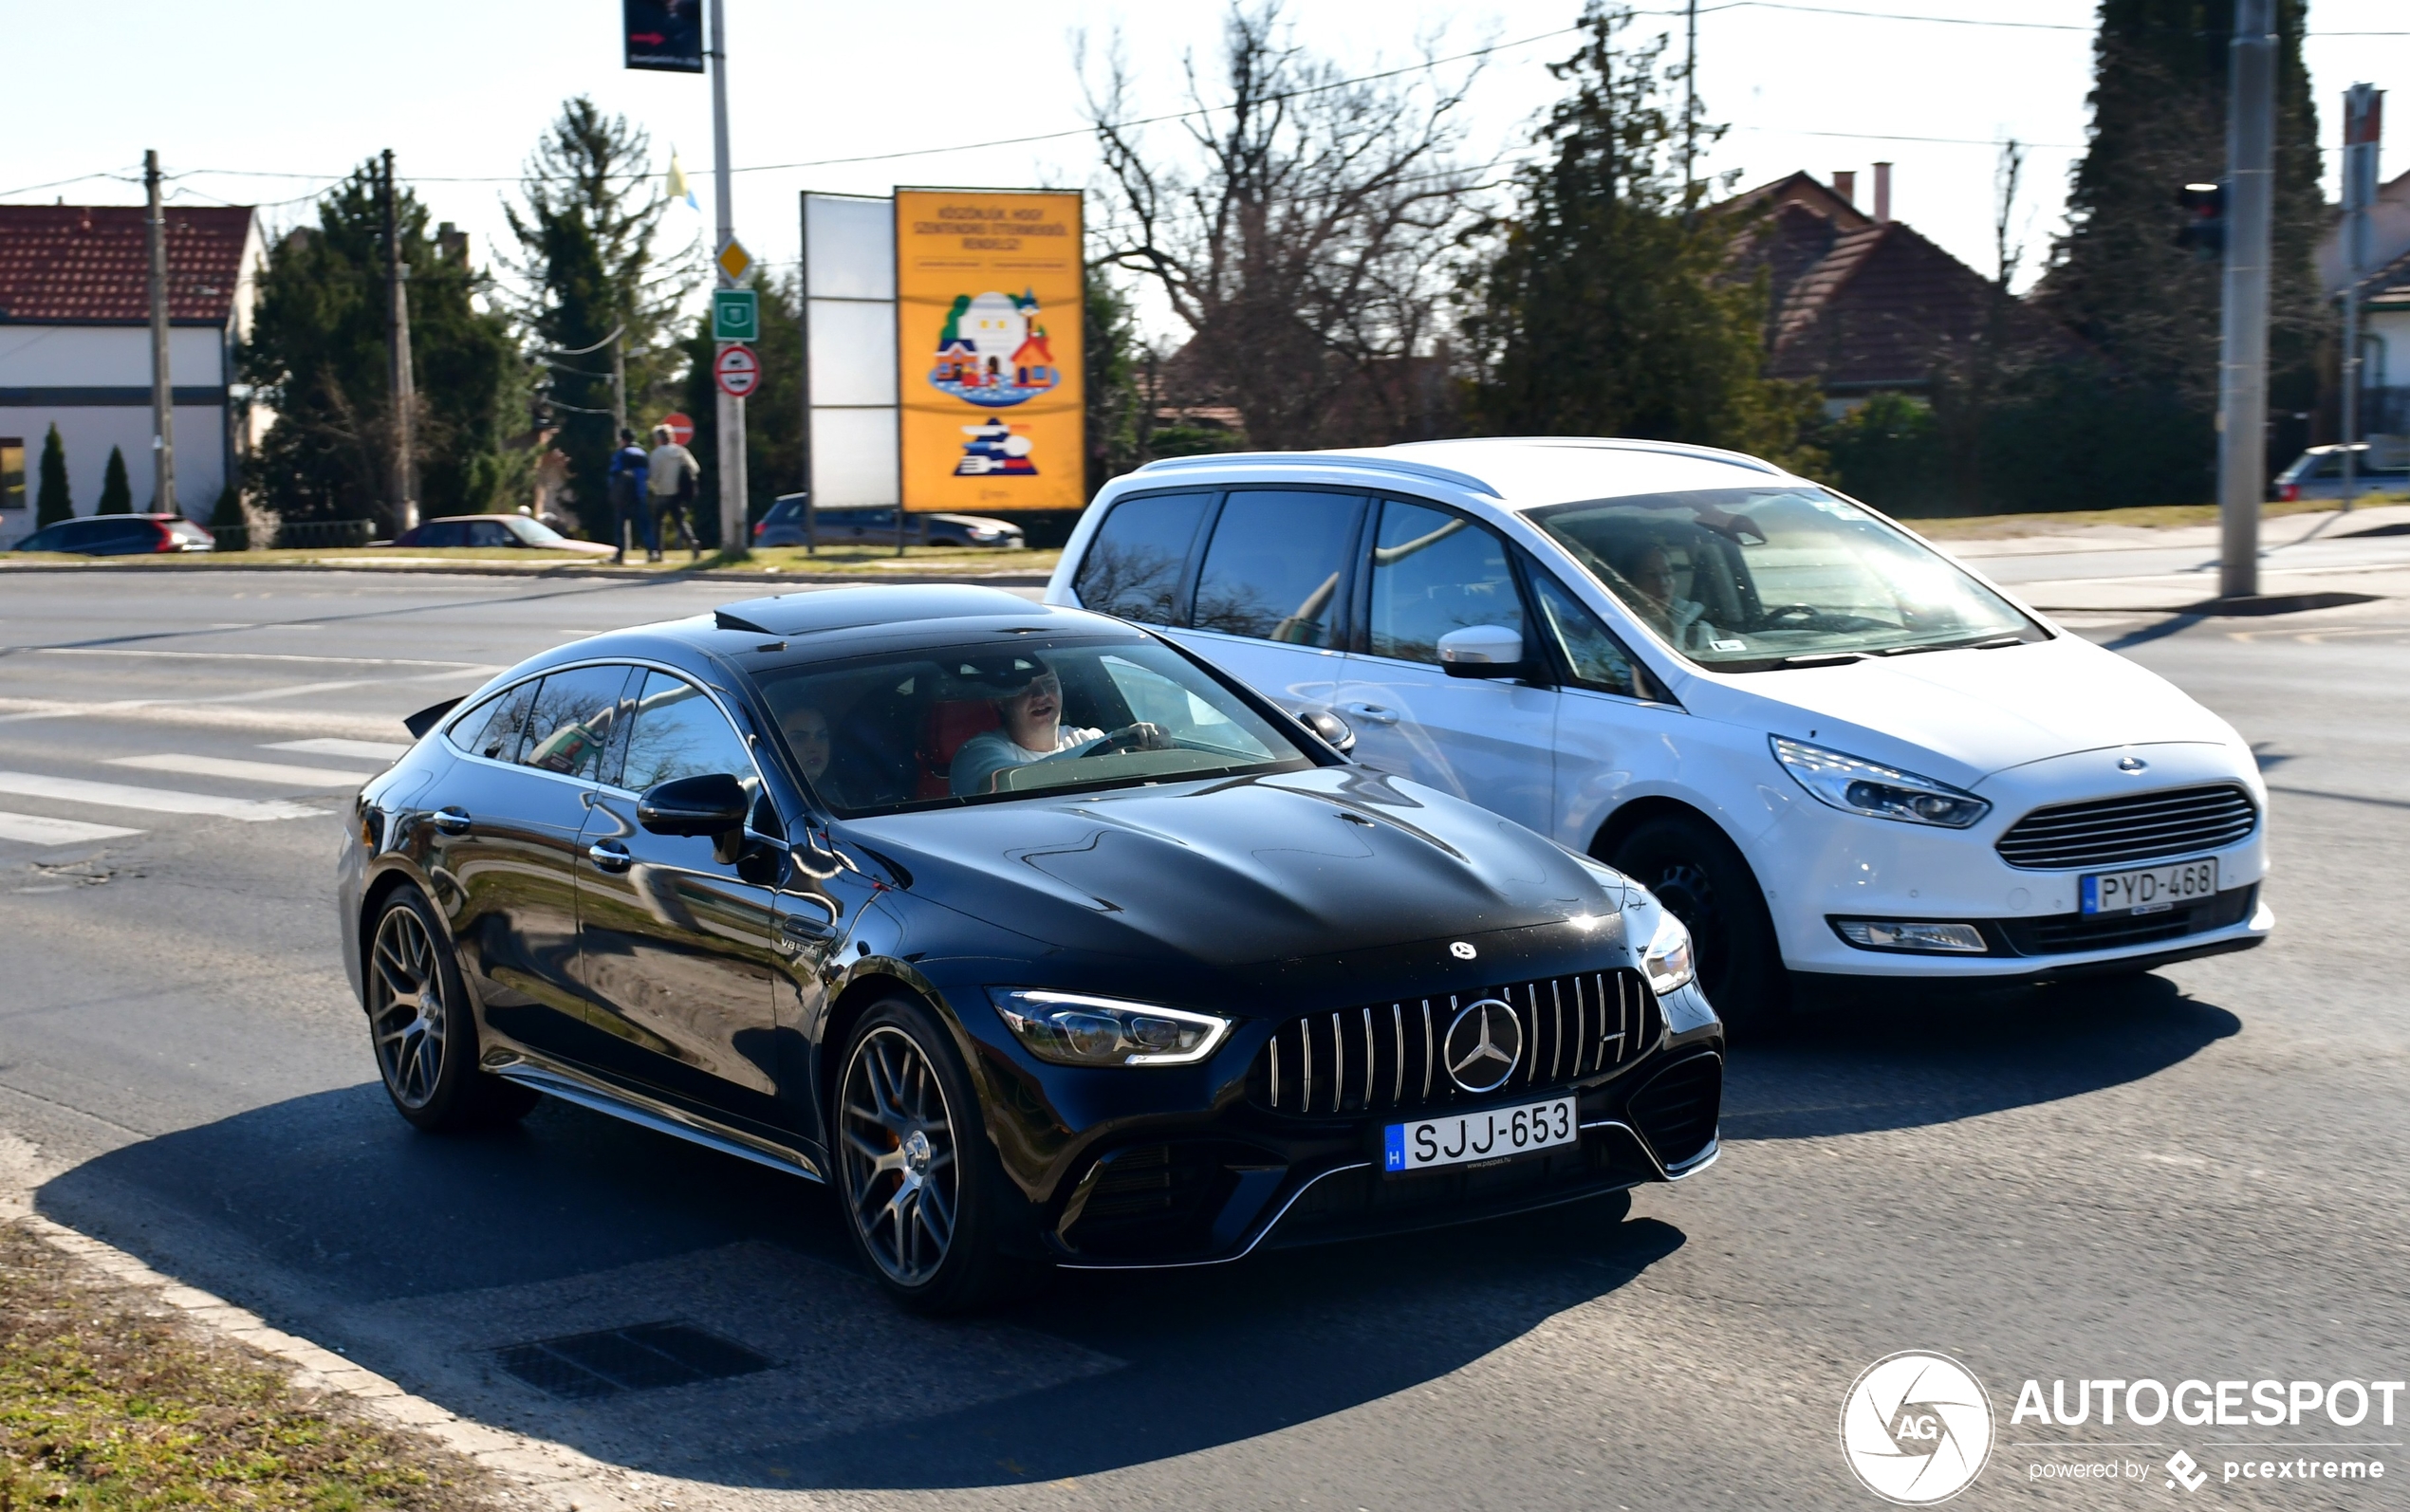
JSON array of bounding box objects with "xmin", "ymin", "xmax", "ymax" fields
[
  {"xmin": 835, "ymin": 997, "xmax": 1032, "ymax": 1313},
  {"xmin": 1608, "ymin": 814, "xmax": 1789, "ymax": 1031},
  {"xmin": 364, "ymin": 886, "xmax": 537, "ymax": 1132}
]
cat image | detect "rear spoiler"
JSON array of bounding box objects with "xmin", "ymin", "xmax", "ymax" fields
[{"xmin": 402, "ymin": 697, "xmax": 462, "ymax": 741}]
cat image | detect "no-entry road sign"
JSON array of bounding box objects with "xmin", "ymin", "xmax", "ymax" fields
[
  {"xmin": 657, "ymin": 411, "xmax": 695, "ymax": 446},
  {"xmin": 713, "ymin": 343, "xmax": 761, "ymax": 399}
]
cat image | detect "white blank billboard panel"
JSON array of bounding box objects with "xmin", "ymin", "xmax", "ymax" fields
[
  {"xmin": 809, "ymin": 407, "xmax": 899, "ymax": 507},
  {"xmin": 803, "ymin": 193, "xmax": 898, "ymax": 505}
]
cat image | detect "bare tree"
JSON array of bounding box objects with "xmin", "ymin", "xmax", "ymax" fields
[{"xmin": 1084, "ymin": 4, "xmax": 1486, "ymax": 451}]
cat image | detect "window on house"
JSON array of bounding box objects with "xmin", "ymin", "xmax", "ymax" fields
[{"xmin": 0, "ymin": 440, "xmax": 24, "ymax": 510}]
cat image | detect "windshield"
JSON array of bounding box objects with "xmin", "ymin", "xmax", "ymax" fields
[
  {"xmin": 1529, "ymin": 487, "xmax": 2040, "ymax": 669},
  {"xmin": 751, "ymin": 636, "xmax": 1310, "ymax": 817},
  {"xmin": 506, "ymin": 515, "xmax": 570, "ymax": 547}
]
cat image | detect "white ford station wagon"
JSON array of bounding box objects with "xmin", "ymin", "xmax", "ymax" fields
[{"xmin": 1045, "ymin": 437, "xmax": 2271, "ymax": 1023}]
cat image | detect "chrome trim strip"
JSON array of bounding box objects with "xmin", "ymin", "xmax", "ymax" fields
[
  {"xmin": 491, "ymin": 1056, "xmax": 824, "ymax": 1182},
  {"xmin": 1420, "ymin": 999, "xmax": 1434, "ymax": 1098},
  {"xmin": 1362, "ymin": 1006, "xmax": 1375, "ymax": 1112},
  {"xmin": 1270, "ymin": 1034, "xmax": 1281, "ymax": 1108},
  {"xmin": 1575, "ymin": 1117, "xmax": 1720, "ymax": 1182},
  {"xmin": 1391, "ymin": 1002, "xmax": 1404, "ymax": 1106},
  {"xmin": 1056, "ymin": 1160, "xmax": 1377, "ymax": 1271},
  {"xmin": 1549, "ymin": 977, "xmax": 1566, "ymax": 1082},
  {"xmin": 1329, "ymin": 1011, "xmax": 1343, "ymax": 1115},
  {"xmin": 1301, "ymin": 1018, "xmax": 1313, "ymax": 1112}
]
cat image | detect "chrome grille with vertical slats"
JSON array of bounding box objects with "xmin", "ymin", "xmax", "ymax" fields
[
  {"xmin": 1993, "ymin": 784, "xmax": 2258, "ymax": 871},
  {"xmin": 1251, "ymin": 969, "xmax": 1660, "ymax": 1118}
]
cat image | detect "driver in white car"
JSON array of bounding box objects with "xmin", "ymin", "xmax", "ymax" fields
[
  {"xmin": 1613, "ymin": 542, "xmax": 1723, "ymax": 654},
  {"xmin": 950, "ymin": 661, "xmax": 1170, "ymax": 797}
]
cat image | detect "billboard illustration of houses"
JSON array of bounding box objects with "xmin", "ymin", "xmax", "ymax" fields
[{"xmin": 895, "ymin": 189, "xmax": 1083, "ymax": 511}]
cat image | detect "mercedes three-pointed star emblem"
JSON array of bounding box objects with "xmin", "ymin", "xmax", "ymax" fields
[{"xmin": 1442, "ymin": 998, "xmax": 1523, "ymax": 1094}]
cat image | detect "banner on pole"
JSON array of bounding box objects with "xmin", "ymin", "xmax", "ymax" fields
[
  {"xmin": 623, "ymin": 0, "xmax": 704, "ymax": 72},
  {"xmin": 895, "ymin": 188, "xmax": 1084, "ymax": 512}
]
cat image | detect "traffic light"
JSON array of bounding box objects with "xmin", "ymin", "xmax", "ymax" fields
[{"xmin": 2176, "ymin": 181, "xmax": 2225, "ymax": 258}]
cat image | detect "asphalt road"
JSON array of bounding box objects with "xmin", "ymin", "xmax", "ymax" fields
[{"xmin": 1, "ymin": 565, "xmax": 2405, "ymax": 1512}]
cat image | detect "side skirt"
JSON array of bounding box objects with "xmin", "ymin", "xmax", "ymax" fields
[{"xmin": 488, "ymin": 1052, "xmax": 825, "ymax": 1184}]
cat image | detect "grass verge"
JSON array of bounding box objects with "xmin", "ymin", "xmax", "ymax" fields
[
  {"xmin": 0, "ymin": 544, "xmax": 1059, "ymax": 576},
  {"xmin": 1900, "ymin": 494, "xmax": 2408, "ymax": 539},
  {"xmin": 0, "ymin": 1223, "xmax": 500, "ymax": 1512}
]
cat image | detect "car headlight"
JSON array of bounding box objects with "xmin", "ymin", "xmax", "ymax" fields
[
  {"xmin": 1642, "ymin": 910, "xmax": 1695, "ymax": 995},
  {"xmin": 1770, "ymin": 736, "xmax": 1991, "ymax": 828},
  {"xmin": 989, "ymin": 989, "xmax": 1233, "ymax": 1067}
]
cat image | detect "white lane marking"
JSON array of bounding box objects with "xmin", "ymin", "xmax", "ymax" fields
[
  {"xmin": 105, "ymin": 754, "xmax": 373, "ymax": 787},
  {"xmin": 263, "ymin": 737, "xmax": 410, "ymax": 761},
  {"xmin": 0, "ymin": 666, "xmax": 498, "ymax": 726},
  {"xmin": 0, "ymin": 811, "xmax": 144, "ymax": 845},
  {"xmin": 0, "ymin": 772, "xmax": 315, "ymax": 821},
  {"xmin": 22, "ymin": 646, "xmax": 489, "ymax": 669}
]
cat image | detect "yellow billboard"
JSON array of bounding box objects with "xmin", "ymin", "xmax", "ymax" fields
[{"xmin": 895, "ymin": 188, "xmax": 1084, "ymax": 512}]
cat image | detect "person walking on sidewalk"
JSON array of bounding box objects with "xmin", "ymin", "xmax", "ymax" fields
[
  {"xmin": 647, "ymin": 424, "xmax": 702, "ymax": 562},
  {"xmin": 607, "ymin": 428, "xmax": 658, "ymax": 564}
]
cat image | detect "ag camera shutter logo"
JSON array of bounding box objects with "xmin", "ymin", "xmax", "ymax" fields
[{"xmin": 1840, "ymin": 1351, "xmax": 1995, "ymax": 1504}]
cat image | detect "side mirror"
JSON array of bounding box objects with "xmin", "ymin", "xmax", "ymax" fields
[
  {"xmin": 1437, "ymin": 624, "xmax": 1529, "ymax": 679},
  {"xmin": 637, "ymin": 773, "xmax": 750, "ymax": 838},
  {"xmin": 1301, "ymin": 709, "xmax": 1356, "ymax": 754}
]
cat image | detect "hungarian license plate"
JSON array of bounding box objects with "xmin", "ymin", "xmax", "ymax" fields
[
  {"xmin": 2081, "ymin": 857, "xmax": 2217, "ymax": 915},
  {"xmin": 1383, "ymin": 1097, "xmax": 1577, "ymax": 1174}
]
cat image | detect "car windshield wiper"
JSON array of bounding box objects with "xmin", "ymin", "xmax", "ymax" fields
[{"xmin": 1874, "ymin": 635, "xmax": 2025, "ymax": 658}]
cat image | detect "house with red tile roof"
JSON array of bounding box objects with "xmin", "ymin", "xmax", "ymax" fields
[
  {"xmin": 1721, "ymin": 171, "xmax": 2073, "ymax": 413},
  {"xmin": 0, "ymin": 204, "xmax": 265, "ymax": 544}
]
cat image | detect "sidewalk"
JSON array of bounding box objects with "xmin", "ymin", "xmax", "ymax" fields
[{"xmin": 1925, "ymin": 501, "xmax": 2410, "ymax": 561}]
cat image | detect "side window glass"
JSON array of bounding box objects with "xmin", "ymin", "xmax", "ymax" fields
[
  {"xmin": 468, "ymin": 521, "xmax": 514, "ymax": 547},
  {"xmin": 519, "ymin": 665, "xmax": 638, "ymax": 780},
  {"xmin": 1532, "ymin": 572, "xmax": 1647, "ymax": 700},
  {"xmin": 621, "ymin": 671, "xmax": 758, "ymax": 793},
  {"xmin": 1365, "ymin": 500, "xmax": 1525, "ymax": 664},
  {"xmin": 1191, "ymin": 489, "xmax": 1361, "ymax": 647},
  {"xmin": 448, "ymin": 680, "xmax": 540, "ymax": 763},
  {"xmin": 1074, "ymin": 491, "xmax": 1211, "ymax": 624}
]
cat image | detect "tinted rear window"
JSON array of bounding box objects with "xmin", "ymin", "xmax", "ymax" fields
[
  {"xmin": 448, "ymin": 680, "xmax": 540, "ymax": 762},
  {"xmin": 1191, "ymin": 490, "xmax": 1363, "ymax": 647},
  {"xmin": 1075, "ymin": 491, "xmax": 1211, "ymax": 625}
]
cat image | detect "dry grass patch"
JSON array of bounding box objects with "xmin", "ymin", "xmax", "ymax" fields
[{"xmin": 0, "ymin": 1224, "xmax": 502, "ymax": 1512}]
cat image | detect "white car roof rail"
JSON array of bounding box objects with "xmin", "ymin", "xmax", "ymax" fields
[
  {"xmin": 1128, "ymin": 451, "xmax": 1504, "ymax": 499},
  {"xmin": 1381, "ymin": 436, "xmax": 1789, "ymax": 476}
]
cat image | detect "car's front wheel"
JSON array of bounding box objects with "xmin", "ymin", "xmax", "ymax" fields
[
  {"xmin": 1608, "ymin": 814, "xmax": 1788, "ymax": 1031},
  {"xmin": 364, "ymin": 884, "xmax": 538, "ymax": 1132},
  {"xmin": 836, "ymin": 997, "xmax": 1035, "ymax": 1313}
]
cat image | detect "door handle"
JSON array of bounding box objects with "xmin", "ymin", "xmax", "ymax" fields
[
  {"xmin": 586, "ymin": 840, "xmax": 632, "ymax": 873},
  {"xmin": 431, "ymin": 806, "xmax": 472, "ymax": 834},
  {"xmin": 778, "ymin": 912, "xmax": 838, "ymax": 944},
  {"xmin": 1337, "ymin": 701, "xmax": 1400, "ymax": 726}
]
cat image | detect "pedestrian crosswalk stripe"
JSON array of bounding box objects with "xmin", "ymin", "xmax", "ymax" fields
[
  {"xmin": 0, "ymin": 810, "xmax": 144, "ymax": 845},
  {"xmin": 0, "ymin": 772, "xmax": 316, "ymax": 822},
  {"xmin": 105, "ymin": 754, "xmax": 373, "ymax": 788},
  {"xmin": 263, "ymin": 737, "xmax": 410, "ymax": 762}
]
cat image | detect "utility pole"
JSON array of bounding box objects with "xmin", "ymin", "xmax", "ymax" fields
[
  {"xmin": 1682, "ymin": 0, "xmax": 1699, "ymax": 212},
  {"xmin": 2341, "ymin": 85, "xmax": 2384, "ymax": 513},
  {"xmin": 380, "ymin": 149, "xmax": 419, "ymax": 536},
  {"xmin": 2215, "ymin": 0, "xmax": 2275, "ymax": 602},
  {"xmin": 709, "ymin": 0, "xmax": 748, "ymax": 556},
  {"xmin": 143, "ymin": 150, "xmax": 177, "ymax": 517},
  {"xmin": 610, "ymin": 326, "xmax": 629, "ymax": 439}
]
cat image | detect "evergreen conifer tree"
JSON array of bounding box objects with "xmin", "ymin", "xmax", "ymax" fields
[
  {"xmin": 2041, "ymin": 0, "xmax": 2324, "ymax": 448},
  {"xmin": 34, "ymin": 424, "xmax": 70, "ymax": 527},
  {"xmin": 97, "ymin": 447, "xmax": 133, "ymax": 514},
  {"xmin": 1461, "ymin": 5, "xmax": 1819, "ymax": 468}
]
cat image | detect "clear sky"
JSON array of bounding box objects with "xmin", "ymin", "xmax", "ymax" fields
[{"xmin": 6, "ymin": 0, "xmax": 2404, "ymax": 333}]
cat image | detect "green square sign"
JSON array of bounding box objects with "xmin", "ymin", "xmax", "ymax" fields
[{"xmin": 712, "ymin": 288, "xmax": 759, "ymax": 342}]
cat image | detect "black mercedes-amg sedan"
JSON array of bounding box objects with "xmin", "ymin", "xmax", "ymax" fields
[{"xmin": 339, "ymin": 585, "xmax": 1723, "ymax": 1311}]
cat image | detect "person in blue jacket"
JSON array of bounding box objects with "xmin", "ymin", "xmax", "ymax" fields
[{"xmin": 607, "ymin": 428, "xmax": 658, "ymax": 563}]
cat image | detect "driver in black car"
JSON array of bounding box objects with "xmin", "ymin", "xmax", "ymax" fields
[{"xmin": 949, "ymin": 658, "xmax": 1170, "ymax": 797}]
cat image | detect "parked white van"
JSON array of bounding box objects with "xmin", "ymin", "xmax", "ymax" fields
[{"xmin": 1046, "ymin": 438, "xmax": 2271, "ymax": 1023}]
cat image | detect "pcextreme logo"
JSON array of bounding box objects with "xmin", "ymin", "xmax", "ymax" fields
[{"xmin": 1840, "ymin": 1352, "xmax": 1996, "ymax": 1504}]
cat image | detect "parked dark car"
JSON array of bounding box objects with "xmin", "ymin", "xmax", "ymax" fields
[
  {"xmin": 340, "ymin": 586, "xmax": 1722, "ymax": 1311},
  {"xmin": 12, "ymin": 513, "xmax": 213, "ymax": 555},
  {"xmin": 390, "ymin": 513, "xmax": 614, "ymax": 556},
  {"xmin": 753, "ymin": 496, "xmax": 1024, "ymax": 549}
]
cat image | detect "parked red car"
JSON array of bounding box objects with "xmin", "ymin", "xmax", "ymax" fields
[{"xmin": 11, "ymin": 514, "xmax": 213, "ymax": 555}]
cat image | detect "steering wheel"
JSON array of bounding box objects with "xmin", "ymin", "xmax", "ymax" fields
[
  {"xmin": 1088, "ymin": 723, "xmax": 1167, "ymax": 756},
  {"xmin": 1759, "ymin": 603, "xmax": 1826, "ymax": 628}
]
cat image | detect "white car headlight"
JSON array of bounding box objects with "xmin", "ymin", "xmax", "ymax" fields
[
  {"xmin": 1642, "ymin": 910, "xmax": 1696, "ymax": 996},
  {"xmin": 989, "ymin": 989, "xmax": 1233, "ymax": 1067},
  {"xmin": 1770, "ymin": 736, "xmax": 1991, "ymax": 829}
]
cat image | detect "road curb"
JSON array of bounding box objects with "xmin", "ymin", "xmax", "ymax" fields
[
  {"xmin": 0, "ymin": 558, "xmax": 1052, "ymax": 587},
  {"xmin": 4, "ymin": 1202, "xmax": 657, "ymax": 1512}
]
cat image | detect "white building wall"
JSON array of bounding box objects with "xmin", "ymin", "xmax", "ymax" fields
[
  {"xmin": 0, "ymin": 404, "xmax": 228, "ymax": 545},
  {"xmin": 0, "ymin": 325, "xmax": 225, "ymax": 387}
]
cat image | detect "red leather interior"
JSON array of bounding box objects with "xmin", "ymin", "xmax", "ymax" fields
[{"xmin": 917, "ymin": 699, "xmax": 1000, "ymax": 799}]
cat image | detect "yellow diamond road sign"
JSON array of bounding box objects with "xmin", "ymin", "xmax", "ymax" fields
[{"xmin": 715, "ymin": 238, "xmax": 753, "ymax": 284}]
